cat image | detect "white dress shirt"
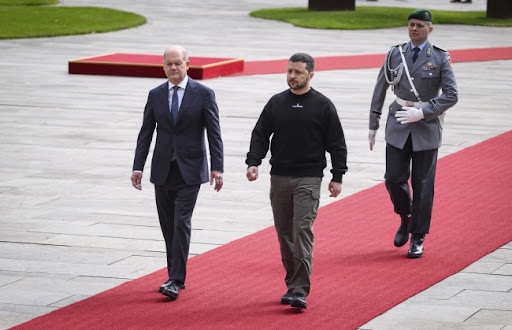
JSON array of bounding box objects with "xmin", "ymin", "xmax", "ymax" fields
[{"xmin": 168, "ymin": 75, "xmax": 188, "ymax": 115}]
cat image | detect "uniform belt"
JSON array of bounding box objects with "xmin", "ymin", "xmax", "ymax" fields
[{"xmin": 396, "ymin": 96, "xmax": 429, "ymax": 108}]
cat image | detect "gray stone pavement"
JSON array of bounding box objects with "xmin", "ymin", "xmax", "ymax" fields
[{"xmin": 0, "ymin": 0, "xmax": 511, "ymax": 328}]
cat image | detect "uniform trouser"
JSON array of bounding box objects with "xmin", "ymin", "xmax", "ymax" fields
[
  {"xmin": 270, "ymin": 175, "xmax": 321, "ymax": 296},
  {"xmin": 154, "ymin": 161, "xmax": 200, "ymax": 284},
  {"xmin": 384, "ymin": 135, "xmax": 438, "ymax": 235}
]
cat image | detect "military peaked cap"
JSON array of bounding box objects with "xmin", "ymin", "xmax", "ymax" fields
[{"xmin": 408, "ymin": 9, "xmax": 433, "ymax": 22}]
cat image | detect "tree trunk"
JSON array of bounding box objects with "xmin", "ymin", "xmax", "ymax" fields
[
  {"xmin": 487, "ymin": 0, "xmax": 512, "ymax": 19},
  {"xmin": 308, "ymin": 0, "xmax": 355, "ymax": 11}
]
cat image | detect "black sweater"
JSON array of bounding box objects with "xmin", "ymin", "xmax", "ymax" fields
[{"xmin": 246, "ymin": 88, "xmax": 348, "ymax": 182}]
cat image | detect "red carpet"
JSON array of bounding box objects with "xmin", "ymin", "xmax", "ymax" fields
[
  {"xmin": 226, "ymin": 46, "xmax": 512, "ymax": 76},
  {"xmin": 13, "ymin": 131, "xmax": 512, "ymax": 330},
  {"xmin": 69, "ymin": 47, "xmax": 512, "ymax": 79}
]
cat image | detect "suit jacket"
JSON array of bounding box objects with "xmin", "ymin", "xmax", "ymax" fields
[
  {"xmin": 369, "ymin": 41, "xmax": 458, "ymax": 151},
  {"xmin": 133, "ymin": 77, "xmax": 223, "ymax": 185}
]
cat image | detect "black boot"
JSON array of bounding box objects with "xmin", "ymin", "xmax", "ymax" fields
[
  {"xmin": 394, "ymin": 214, "xmax": 410, "ymax": 247},
  {"xmin": 408, "ymin": 234, "xmax": 425, "ymax": 258}
]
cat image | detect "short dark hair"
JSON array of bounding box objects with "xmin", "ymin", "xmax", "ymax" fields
[{"xmin": 289, "ymin": 53, "xmax": 315, "ymax": 73}]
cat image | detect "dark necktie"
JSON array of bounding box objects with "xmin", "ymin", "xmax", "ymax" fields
[
  {"xmin": 171, "ymin": 85, "xmax": 179, "ymax": 122},
  {"xmin": 412, "ymin": 47, "xmax": 420, "ymax": 63}
]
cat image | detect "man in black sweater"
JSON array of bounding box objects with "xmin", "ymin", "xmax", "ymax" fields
[{"xmin": 246, "ymin": 53, "xmax": 348, "ymax": 310}]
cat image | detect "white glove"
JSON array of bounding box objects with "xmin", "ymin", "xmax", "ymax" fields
[
  {"xmin": 369, "ymin": 129, "xmax": 377, "ymax": 151},
  {"xmin": 395, "ymin": 106, "xmax": 424, "ymax": 124}
]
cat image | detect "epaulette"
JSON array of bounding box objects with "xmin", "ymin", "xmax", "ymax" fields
[
  {"xmin": 389, "ymin": 42, "xmax": 407, "ymax": 54},
  {"xmin": 392, "ymin": 42, "xmax": 407, "ymax": 50},
  {"xmin": 433, "ymin": 45, "xmax": 447, "ymax": 52}
]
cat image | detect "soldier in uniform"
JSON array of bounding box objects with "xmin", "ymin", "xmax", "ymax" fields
[{"xmin": 368, "ymin": 9, "xmax": 458, "ymax": 258}]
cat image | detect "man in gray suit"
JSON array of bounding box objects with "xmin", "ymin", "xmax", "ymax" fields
[
  {"xmin": 368, "ymin": 9, "xmax": 458, "ymax": 258},
  {"xmin": 131, "ymin": 45, "xmax": 224, "ymax": 300}
]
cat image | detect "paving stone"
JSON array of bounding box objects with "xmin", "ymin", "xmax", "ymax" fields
[
  {"xmin": 434, "ymin": 273, "xmax": 512, "ymax": 292},
  {"xmin": 0, "ymin": 302, "xmax": 57, "ymax": 316},
  {"xmin": 40, "ymin": 235, "xmax": 164, "ymax": 252},
  {"xmin": 411, "ymin": 286, "xmax": 465, "ymax": 301},
  {"xmin": 0, "ymin": 258, "xmax": 145, "ymax": 278},
  {"xmin": 361, "ymin": 302, "xmax": 479, "ymax": 323},
  {"xmin": 466, "ymin": 310, "xmax": 512, "ymax": 326},
  {"xmin": 0, "ymin": 275, "xmax": 23, "ymax": 287},
  {"xmin": 494, "ymin": 264, "xmax": 512, "ymax": 276},
  {"xmin": 4, "ymin": 276, "xmax": 126, "ymax": 296},
  {"xmin": 361, "ymin": 319, "xmax": 503, "ymax": 330},
  {"xmin": 481, "ymin": 248, "xmax": 512, "ymax": 263},
  {"xmin": 108, "ymin": 255, "xmax": 164, "ymax": 274},
  {"xmin": 448, "ymin": 290, "xmax": 512, "ymax": 310},
  {"xmin": 0, "ymin": 231, "xmax": 57, "ymax": 244},
  {"xmin": 462, "ymin": 261, "xmax": 505, "ymax": 275},
  {"xmin": 0, "ymin": 242, "xmax": 134, "ymax": 264},
  {"xmin": 33, "ymin": 222, "xmax": 163, "ymax": 240},
  {"xmin": 0, "ymin": 286, "xmax": 71, "ymax": 306},
  {"xmin": 49, "ymin": 294, "xmax": 93, "ymax": 309}
]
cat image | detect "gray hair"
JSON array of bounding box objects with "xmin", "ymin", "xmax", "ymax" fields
[{"xmin": 163, "ymin": 45, "xmax": 188, "ymax": 61}]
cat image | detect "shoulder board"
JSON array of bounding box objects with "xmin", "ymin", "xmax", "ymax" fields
[
  {"xmin": 391, "ymin": 42, "xmax": 407, "ymax": 50},
  {"xmin": 433, "ymin": 45, "xmax": 447, "ymax": 52},
  {"xmin": 389, "ymin": 42, "xmax": 407, "ymax": 54}
]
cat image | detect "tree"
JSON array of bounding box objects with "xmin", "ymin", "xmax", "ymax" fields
[
  {"xmin": 308, "ymin": 0, "xmax": 355, "ymax": 11},
  {"xmin": 487, "ymin": 0, "xmax": 512, "ymax": 19}
]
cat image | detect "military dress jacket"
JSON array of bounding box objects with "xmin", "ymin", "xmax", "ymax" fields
[{"xmin": 369, "ymin": 41, "xmax": 458, "ymax": 151}]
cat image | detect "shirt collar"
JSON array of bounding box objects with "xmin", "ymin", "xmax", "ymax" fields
[
  {"xmin": 410, "ymin": 40, "xmax": 428, "ymax": 52},
  {"xmin": 168, "ymin": 75, "xmax": 189, "ymax": 91}
]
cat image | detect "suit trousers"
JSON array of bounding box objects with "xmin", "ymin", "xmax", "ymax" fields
[
  {"xmin": 384, "ymin": 135, "xmax": 438, "ymax": 234},
  {"xmin": 270, "ymin": 175, "xmax": 321, "ymax": 296},
  {"xmin": 154, "ymin": 161, "xmax": 200, "ymax": 284}
]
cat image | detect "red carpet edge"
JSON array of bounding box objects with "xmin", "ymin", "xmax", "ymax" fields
[{"xmin": 12, "ymin": 132, "xmax": 512, "ymax": 330}]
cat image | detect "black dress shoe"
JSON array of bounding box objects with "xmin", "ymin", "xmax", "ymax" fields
[
  {"xmin": 159, "ymin": 279, "xmax": 185, "ymax": 293},
  {"xmin": 450, "ymin": 0, "xmax": 461, "ymax": 2},
  {"xmin": 408, "ymin": 234, "xmax": 425, "ymax": 258},
  {"xmin": 290, "ymin": 293, "xmax": 307, "ymax": 309},
  {"xmin": 161, "ymin": 280, "xmax": 182, "ymax": 300},
  {"xmin": 281, "ymin": 292, "xmax": 293, "ymax": 305},
  {"xmin": 394, "ymin": 214, "xmax": 410, "ymax": 247}
]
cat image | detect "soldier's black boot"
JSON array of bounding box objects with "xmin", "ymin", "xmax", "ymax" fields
[{"xmin": 394, "ymin": 214, "xmax": 410, "ymax": 247}]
